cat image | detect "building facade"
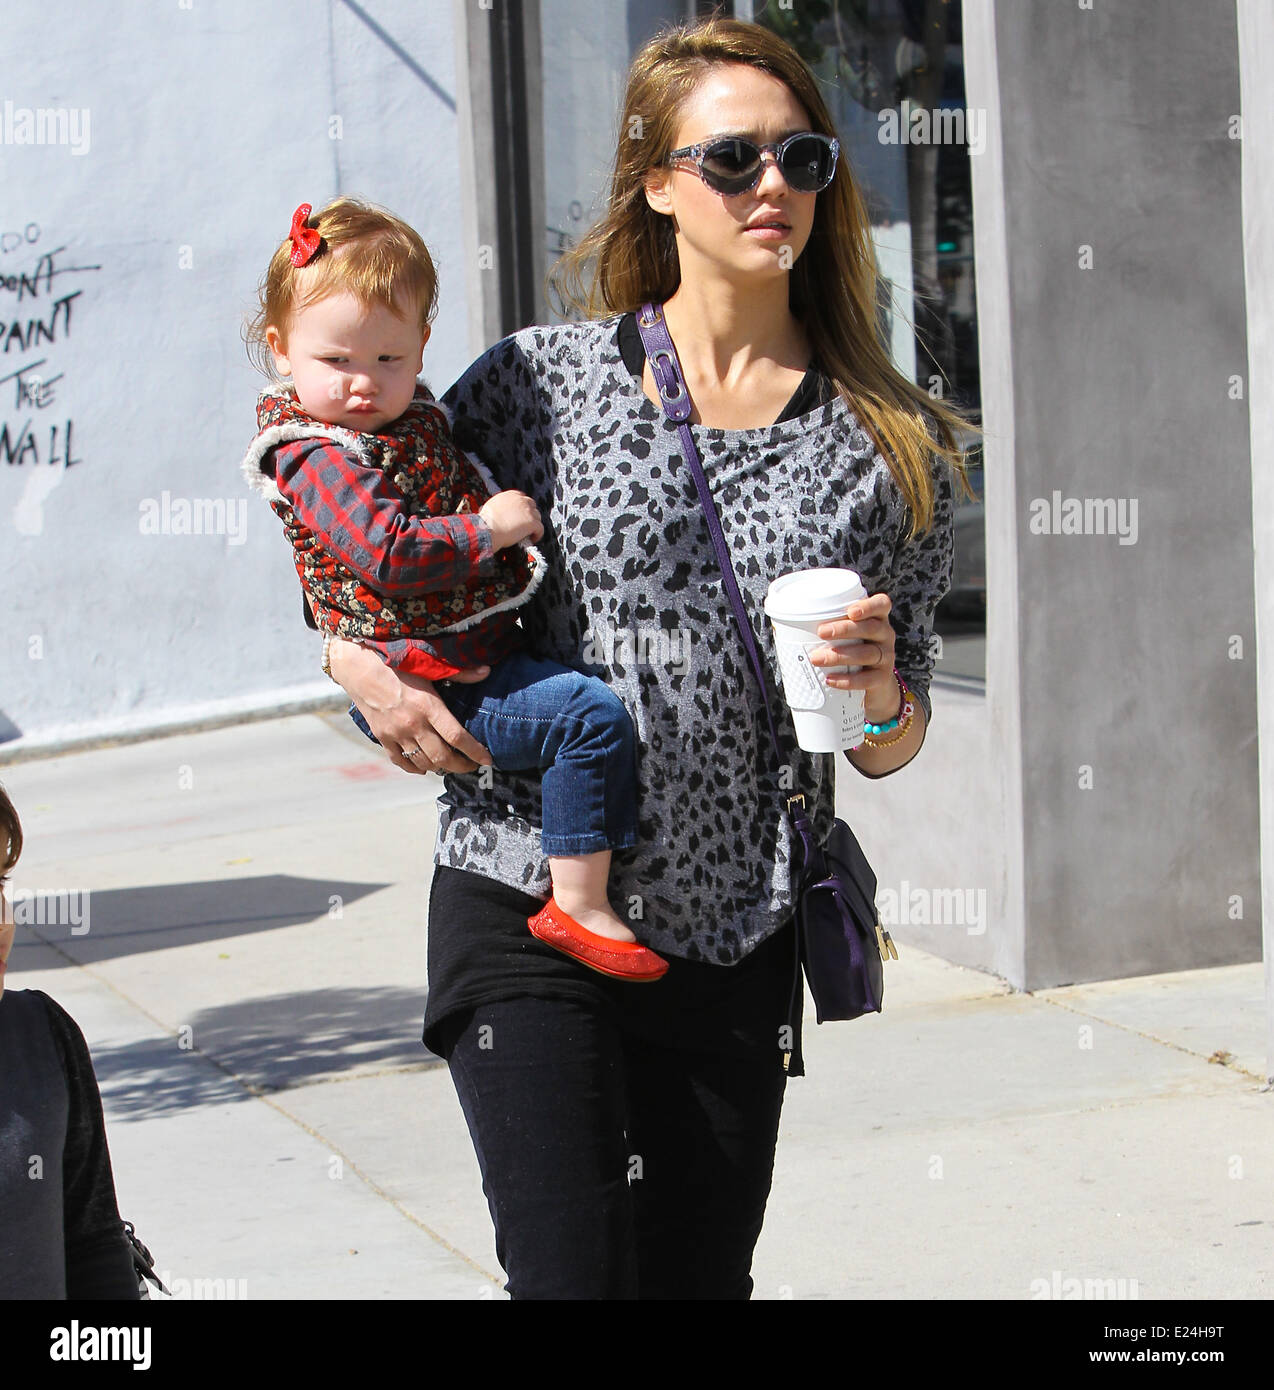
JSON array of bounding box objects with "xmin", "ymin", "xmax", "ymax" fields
[{"xmin": 2, "ymin": 0, "xmax": 1269, "ymax": 1012}]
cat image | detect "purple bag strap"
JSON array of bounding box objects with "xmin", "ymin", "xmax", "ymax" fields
[{"xmin": 634, "ymin": 301, "xmax": 799, "ymax": 810}]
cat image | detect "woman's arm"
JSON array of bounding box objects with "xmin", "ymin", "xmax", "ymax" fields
[
  {"xmin": 848, "ymin": 686, "xmax": 928, "ymax": 778},
  {"xmin": 808, "ymin": 446, "xmax": 955, "ymax": 777},
  {"xmin": 328, "ymin": 638, "xmax": 493, "ymax": 776},
  {"xmin": 808, "ymin": 591, "xmax": 927, "ymax": 777}
]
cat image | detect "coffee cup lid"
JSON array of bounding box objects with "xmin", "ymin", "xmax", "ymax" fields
[{"xmin": 763, "ymin": 568, "xmax": 866, "ymax": 622}]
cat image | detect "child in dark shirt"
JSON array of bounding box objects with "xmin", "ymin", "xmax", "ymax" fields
[{"xmin": 0, "ymin": 782, "xmax": 139, "ymax": 1299}]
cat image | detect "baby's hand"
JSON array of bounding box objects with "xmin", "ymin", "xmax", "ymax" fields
[{"xmin": 478, "ymin": 490, "xmax": 544, "ymax": 549}]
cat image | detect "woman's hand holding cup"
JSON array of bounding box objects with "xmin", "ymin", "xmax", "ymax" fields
[{"xmin": 809, "ymin": 591, "xmax": 902, "ymax": 725}]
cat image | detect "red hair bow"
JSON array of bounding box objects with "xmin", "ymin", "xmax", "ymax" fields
[{"xmin": 288, "ymin": 203, "xmax": 321, "ymax": 267}]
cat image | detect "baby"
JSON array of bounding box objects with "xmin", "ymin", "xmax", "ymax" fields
[{"xmin": 241, "ymin": 197, "xmax": 666, "ymax": 982}]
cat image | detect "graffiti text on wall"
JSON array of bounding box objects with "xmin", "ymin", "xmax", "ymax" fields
[{"xmin": 1, "ymin": 224, "xmax": 100, "ymax": 468}]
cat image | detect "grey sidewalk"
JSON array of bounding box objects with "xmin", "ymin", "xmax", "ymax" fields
[{"xmin": 2, "ymin": 712, "xmax": 1269, "ymax": 1300}]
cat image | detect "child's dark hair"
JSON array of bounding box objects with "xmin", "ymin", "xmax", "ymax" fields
[{"xmin": 0, "ymin": 782, "xmax": 22, "ymax": 879}]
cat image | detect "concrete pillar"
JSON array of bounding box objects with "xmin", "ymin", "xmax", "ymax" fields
[
  {"xmin": 845, "ymin": 0, "xmax": 1261, "ymax": 990},
  {"xmin": 1236, "ymin": 0, "xmax": 1274, "ymax": 1086}
]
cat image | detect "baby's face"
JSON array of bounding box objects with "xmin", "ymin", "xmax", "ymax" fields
[{"xmin": 266, "ymin": 291, "xmax": 429, "ymax": 432}]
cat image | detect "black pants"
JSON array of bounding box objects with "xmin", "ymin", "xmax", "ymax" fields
[{"xmin": 427, "ymin": 866, "xmax": 794, "ymax": 1300}]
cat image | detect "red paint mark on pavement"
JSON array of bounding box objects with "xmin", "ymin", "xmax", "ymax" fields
[{"xmin": 332, "ymin": 763, "xmax": 394, "ymax": 781}]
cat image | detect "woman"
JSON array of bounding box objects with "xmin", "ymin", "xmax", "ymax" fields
[
  {"xmin": 0, "ymin": 783, "xmax": 139, "ymax": 1299},
  {"xmin": 328, "ymin": 16, "xmax": 973, "ymax": 1298}
]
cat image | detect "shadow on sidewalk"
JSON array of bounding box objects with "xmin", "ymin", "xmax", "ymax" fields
[
  {"xmin": 91, "ymin": 984, "xmax": 438, "ymax": 1121},
  {"xmin": 10, "ymin": 875, "xmax": 391, "ymax": 967}
]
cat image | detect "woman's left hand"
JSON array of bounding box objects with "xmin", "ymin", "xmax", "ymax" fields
[{"xmin": 807, "ymin": 591, "xmax": 902, "ymax": 725}]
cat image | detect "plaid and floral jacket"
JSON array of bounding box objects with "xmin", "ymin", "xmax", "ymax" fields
[{"xmin": 241, "ymin": 383, "xmax": 544, "ymax": 678}]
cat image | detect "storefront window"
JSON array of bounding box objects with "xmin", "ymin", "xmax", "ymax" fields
[
  {"xmin": 541, "ymin": 0, "xmax": 688, "ymax": 300},
  {"xmin": 752, "ymin": 0, "xmax": 984, "ymax": 683}
]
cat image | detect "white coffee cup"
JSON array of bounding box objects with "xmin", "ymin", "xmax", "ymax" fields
[{"xmin": 763, "ymin": 568, "xmax": 869, "ymax": 753}]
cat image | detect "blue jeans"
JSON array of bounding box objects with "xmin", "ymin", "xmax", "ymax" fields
[{"xmin": 348, "ymin": 651, "xmax": 637, "ymax": 856}]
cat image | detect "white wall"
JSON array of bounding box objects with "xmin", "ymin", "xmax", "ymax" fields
[{"xmin": 1, "ymin": 0, "xmax": 466, "ymax": 750}]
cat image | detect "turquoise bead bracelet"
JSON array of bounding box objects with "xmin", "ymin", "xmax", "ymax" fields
[{"xmin": 863, "ymin": 668, "xmax": 911, "ymax": 736}]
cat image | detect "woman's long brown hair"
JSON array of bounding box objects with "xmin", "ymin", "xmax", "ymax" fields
[{"xmin": 550, "ymin": 15, "xmax": 978, "ymax": 534}]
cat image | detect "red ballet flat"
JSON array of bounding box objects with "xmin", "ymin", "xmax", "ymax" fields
[{"xmin": 527, "ymin": 898, "xmax": 670, "ymax": 982}]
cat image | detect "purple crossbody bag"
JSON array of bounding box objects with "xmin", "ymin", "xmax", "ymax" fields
[{"xmin": 635, "ymin": 303, "xmax": 896, "ymax": 1072}]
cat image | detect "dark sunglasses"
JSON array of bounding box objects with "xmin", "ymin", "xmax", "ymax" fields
[{"xmin": 665, "ymin": 131, "xmax": 840, "ymax": 196}]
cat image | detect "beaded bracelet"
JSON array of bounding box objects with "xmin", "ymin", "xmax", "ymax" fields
[
  {"xmin": 321, "ymin": 632, "xmax": 337, "ymax": 683},
  {"xmin": 863, "ymin": 668, "xmax": 909, "ymax": 734},
  {"xmin": 860, "ymin": 669, "xmax": 915, "ymax": 749},
  {"xmin": 862, "ymin": 702, "xmax": 915, "ymax": 748},
  {"xmin": 865, "ymin": 709, "xmax": 901, "ymax": 737}
]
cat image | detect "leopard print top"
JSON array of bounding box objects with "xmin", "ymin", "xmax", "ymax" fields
[{"xmin": 434, "ymin": 318, "xmax": 955, "ymax": 965}]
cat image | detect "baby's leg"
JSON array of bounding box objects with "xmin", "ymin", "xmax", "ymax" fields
[
  {"xmin": 347, "ymin": 702, "xmax": 382, "ymax": 745},
  {"xmin": 547, "ymin": 850, "xmax": 636, "ymax": 943},
  {"xmin": 442, "ymin": 655, "xmax": 642, "ymax": 944}
]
